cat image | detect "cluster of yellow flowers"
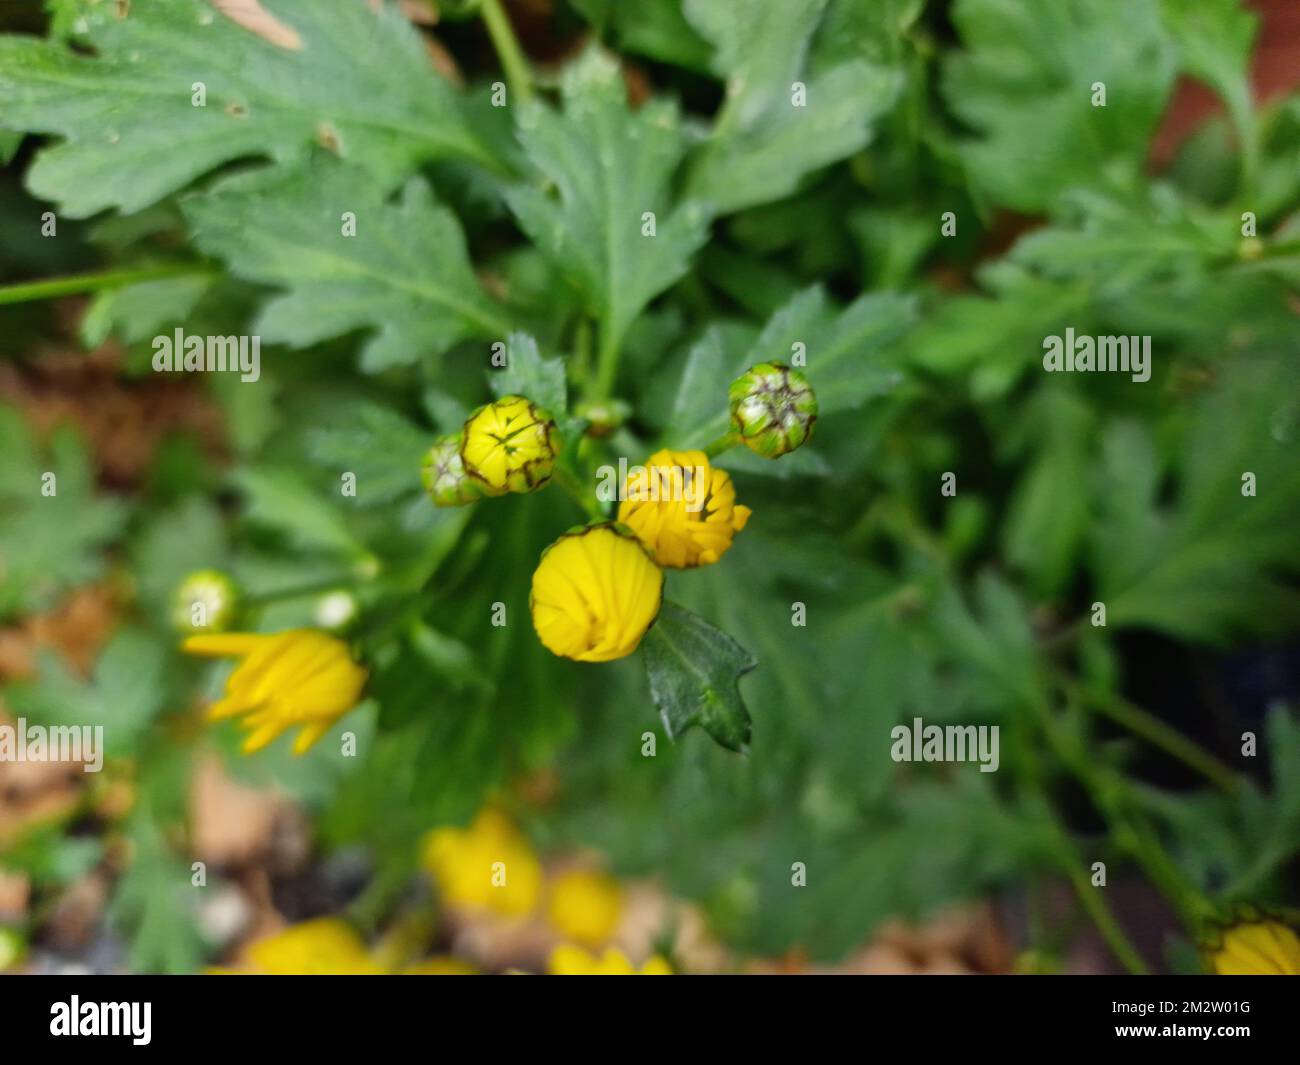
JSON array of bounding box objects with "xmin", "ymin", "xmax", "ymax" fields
[
  {"xmin": 178, "ymin": 365, "xmax": 818, "ymax": 754},
  {"xmin": 529, "ymin": 445, "xmax": 752, "ymax": 660},
  {"xmin": 417, "ymin": 363, "xmax": 816, "ymax": 665},
  {"xmin": 422, "ymin": 807, "xmax": 671, "ymax": 975}
]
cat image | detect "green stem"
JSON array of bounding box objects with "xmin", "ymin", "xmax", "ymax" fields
[
  {"xmin": 1035, "ymin": 694, "xmax": 1215, "ymax": 930},
  {"xmin": 589, "ymin": 322, "xmax": 621, "ymax": 405},
  {"xmin": 1019, "ymin": 742, "xmax": 1149, "ymax": 974},
  {"xmin": 0, "ymin": 264, "xmax": 210, "ymax": 306},
  {"xmin": 1059, "ymin": 674, "xmax": 1240, "ymax": 796},
  {"xmin": 552, "ymin": 464, "xmax": 603, "ymax": 520},
  {"xmin": 348, "ymin": 859, "xmax": 414, "ymax": 935},
  {"xmin": 1052, "ymin": 823, "xmax": 1150, "ymax": 974},
  {"xmin": 572, "ymin": 315, "xmax": 593, "ymax": 387},
  {"xmin": 243, "ymin": 574, "xmax": 362, "ymax": 609},
  {"xmin": 479, "ymin": 0, "xmax": 533, "ymax": 107},
  {"xmin": 703, "ymin": 431, "xmax": 739, "ymax": 459}
]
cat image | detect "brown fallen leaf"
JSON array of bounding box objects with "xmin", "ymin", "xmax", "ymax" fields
[
  {"xmin": 189, "ymin": 754, "xmax": 282, "ymax": 868},
  {"xmin": 0, "ymin": 585, "xmax": 119, "ymax": 682},
  {"xmin": 212, "ymin": 0, "xmax": 303, "ymax": 51}
]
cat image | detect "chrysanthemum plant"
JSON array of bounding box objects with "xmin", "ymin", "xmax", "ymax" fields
[{"xmin": 1, "ymin": 0, "xmax": 1298, "ymax": 974}]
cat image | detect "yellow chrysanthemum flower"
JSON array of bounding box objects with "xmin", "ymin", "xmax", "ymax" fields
[
  {"xmin": 460, "ymin": 395, "xmax": 559, "ymax": 495},
  {"xmin": 182, "ymin": 629, "xmax": 367, "ymax": 755},
  {"xmin": 1208, "ymin": 916, "xmax": 1300, "ymax": 975},
  {"xmin": 422, "ymin": 808, "xmax": 543, "ymax": 917},
  {"xmin": 529, "ymin": 522, "xmax": 664, "ymax": 662},
  {"xmin": 548, "ymin": 944, "xmax": 672, "ymax": 975},
  {"xmin": 617, "ymin": 449, "xmax": 751, "ymax": 568},
  {"xmin": 241, "ymin": 919, "xmax": 385, "ymax": 975},
  {"xmin": 547, "ymin": 869, "xmax": 623, "ymax": 947}
]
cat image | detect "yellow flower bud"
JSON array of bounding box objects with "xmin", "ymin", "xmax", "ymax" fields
[
  {"xmin": 241, "ymin": 918, "xmax": 384, "ymax": 975},
  {"xmin": 422, "ymin": 808, "xmax": 542, "ymax": 917},
  {"xmin": 548, "ymin": 944, "xmax": 672, "ymax": 975},
  {"xmin": 460, "ymin": 395, "xmax": 559, "ymax": 495},
  {"xmin": 181, "ymin": 629, "xmax": 367, "ymax": 755},
  {"xmin": 617, "ymin": 449, "xmax": 751, "ymax": 568},
  {"xmin": 530, "ymin": 523, "xmax": 664, "ymax": 662},
  {"xmin": 1207, "ymin": 916, "xmax": 1300, "ymax": 975},
  {"xmin": 547, "ymin": 869, "xmax": 623, "ymax": 947}
]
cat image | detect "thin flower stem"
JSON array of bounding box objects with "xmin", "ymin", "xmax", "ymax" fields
[
  {"xmin": 0, "ymin": 264, "xmax": 210, "ymax": 306},
  {"xmin": 1059, "ymin": 673, "xmax": 1241, "ymax": 796},
  {"xmin": 1053, "ymin": 825, "xmax": 1150, "ymax": 975},
  {"xmin": 588, "ymin": 323, "xmax": 621, "ymax": 405},
  {"xmin": 243, "ymin": 576, "xmax": 360, "ymax": 609},
  {"xmin": 1034, "ymin": 694, "xmax": 1216, "ymax": 931},
  {"xmin": 1018, "ymin": 744, "xmax": 1149, "ymax": 974},
  {"xmin": 479, "ymin": 0, "xmax": 533, "ymax": 107},
  {"xmin": 703, "ymin": 431, "xmax": 739, "ymax": 459},
  {"xmin": 572, "ymin": 315, "xmax": 593, "ymax": 387},
  {"xmin": 552, "ymin": 464, "xmax": 603, "ymax": 520}
]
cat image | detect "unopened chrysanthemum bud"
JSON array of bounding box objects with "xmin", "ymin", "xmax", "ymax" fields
[
  {"xmin": 1204, "ymin": 910, "xmax": 1300, "ymax": 975},
  {"xmin": 421, "ymin": 434, "xmax": 484, "ymax": 507},
  {"xmin": 460, "ymin": 395, "xmax": 560, "ymax": 495},
  {"xmin": 530, "ymin": 523, "xmax": 663, "ymax": 661},
  {"xmin": 728, "ymin": 361, "xmax": 818, "ymax": 458},
  {"xmin": 172, "ymin": 569, "xmax": 240, "ymax": 633},
  {"xmin": 617, "ymin": 449, "xmax": 750, "ymax": 568}
]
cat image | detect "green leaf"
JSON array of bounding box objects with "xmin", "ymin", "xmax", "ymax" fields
[
  {"xmin": 908, "ymin": 262, "xmax": 1093, "ymax": 400},
  {"xmin": 810, "ymin": 0, "xmax": 926, "ymax": 70},
  {"xmin": 184, "ymin": 159, "xmax": 513, "ymax": 370},
  {"xmin": 130, "ymin": 496, "xmax": 229, "ymax": 621},
  {"xmin": 642, "ymin": 600, "xmax": 757, "ymax": 751},
  {"xmin": 79, "ymin": 273, "xmax": 214, "ymax": 349},
  {"xmin": 1096, "ymin": 354, "xmax": 1300, "ymax": 643},
  {"xmin": 1008, "ymin": 187, "xmax": 1236, "ymax": 293},
  {"xmin": 0, "ymin": 0, "xmax": 507, "ymax": 217},
  {"xmin": 1001, "ymin": 387, "xmax": 1094, "ymax": 598},
  {"xmin": 1160, "ymin": 0, "xmax": 1258, "ymax": 178},
  {"xmin": 0, "ymin": 129, "xmax": 21, "ymax": 165},
  {"xmin": 569, "ymin": 0, "xmax": 713, "ymax": 71},
  {"xmin": 505, "ymin": 47, "xmax": 711, "ymax": 364},
  {"xmin": 307, "ymin": 403, "xmax": 430, "ymax": 506},
  {"xmin": 663, "ymin": 285, "xmax": 913, "ymax": 448},
  {"xmin": 1136, "ymin": 707, "xmax": 1300, "ymax": 902},
  {"xmin": 8, "ymin": 629, "xmax": 168, "ymax": 758},
  {"xmin": 0, "ymin": 408, "xmax": 126, "ymax": 620},
  {"xmin": 489, "ymin": 332, "xmax": 567, "ymax": 415},
  {"xmin": 684, "ymin": 0, "xmax": 901, "ymax": 213},
  {"xmin": 108, "ymin": 814, "xmax": 205, "ymax": 974},
  {"xmin": 685, "ymin": 0, "xmax": 830, "ymax": 128},
  {"xmin": 944, "ymin": 0, "xmax": 1176, "ymax": 213},
  {"xmin": 231, "ymin": 466, "xmax": 366, "ymax": 559}
]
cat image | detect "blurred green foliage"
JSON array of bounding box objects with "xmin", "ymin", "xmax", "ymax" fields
[{"xmin": 0, "ymin": 0, "xmax": 1297, "ymax": 972}]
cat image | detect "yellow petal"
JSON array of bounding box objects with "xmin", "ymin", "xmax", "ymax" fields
[
  {"xmin": 292, "ymin": 719, "xmax": 334, "ymax": 755},
  {"xmin": 182, "ymin": 632, "xmax": 267, "ymax": 658}
]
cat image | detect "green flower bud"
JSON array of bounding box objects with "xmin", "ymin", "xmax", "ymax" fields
[
  {"xmin": 728, "ymin": 362, "xmax": 818, "ymax": 458},
  {"xmin": 574, "ymin": 398, "xmax": 631, "ymax": 438},
  {"xmin": 172, "ymin": 569, "xmax": 241, "ymax": 633},
  {"xmin": 421, "ymin": 434, "xmax": 484, "ymax": 507}
]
